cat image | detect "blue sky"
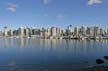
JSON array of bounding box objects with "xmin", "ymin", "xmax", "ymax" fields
[{"xmin": 0, "ymin": 0, "xmax": 108, "ymax": 30}]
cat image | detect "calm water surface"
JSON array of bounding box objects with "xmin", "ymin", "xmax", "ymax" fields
[{"xmin": 0, "ymin": 38, "xmax": 108, "ymax": 70}]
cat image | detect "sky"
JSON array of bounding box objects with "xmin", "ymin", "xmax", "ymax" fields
[{"xmin": 0, "ymin": 0, "xmax": 108, "ymax": 30}]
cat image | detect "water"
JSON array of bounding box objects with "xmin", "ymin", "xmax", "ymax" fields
[{"xmin": 0, "ymin": 38, "xmax": 108, "ymax": 70}]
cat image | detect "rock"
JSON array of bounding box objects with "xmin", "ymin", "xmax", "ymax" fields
[
  {"xmin": 104, "ymin": 56, "xmax": 108, "ymax": 61},
  {"xmin": 96, "ymin": 59, "xmax": 104, "ymax": 64}
]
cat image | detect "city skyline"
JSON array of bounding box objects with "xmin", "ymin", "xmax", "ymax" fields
[
  {"xmin": 1, "ymin": 25, "xmax": 108, "ymax": 31},
  {"xmin": 0, "ymin": 0, "xmax": 108, "ymax": 30},
  {"xmin": 1, "ymin": 25, "xmax": 108, "ymax": 39}
]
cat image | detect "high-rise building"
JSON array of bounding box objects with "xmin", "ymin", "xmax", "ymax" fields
[
  {"xmin": 107, "ymin": 29, "xmax": 108, "ymax": 34},
  {"xmin": 0, "ymin": 31, "xmax": 2, "ymax": 36},
  {"xmin": 40, "ymin": 27, "xmax": 45, "ymax": 38},
  {"xmin": 31, "ymin": 27, "xmax": 40, "ymax": 35},
  {"xmin": 31, "ymin": 27, "xmax": 35, "ymax": 35},
  {"xmin": 80, "ymin": 26, "xmax": 86, "ymax": 36},
  {"xmin": 86, "ymin": 27, "xmax": 94, "ymax": 37},
  {"xmin": 94, "ymin": 26, "xmax": 99, "ymax": 36},
  {"xmin": 56, "ymin": 28, "xmax": 61, "ymax": 38},
  {"xmin": 51, "ymin": 27, "xmax": 57, "ymax": 37},
  {"xmin": 100, "ymin": 28, "xmax": 104, "ymax": 36},
  {"xmin": 43, "ymin": 30, "xmax": 49, "ymax": 39},
  {"xmin": 18, "ymin": 27, "xmax": 24, "ymax": 37},
  {"xmin": 47, "ymin": 27, "xmax": 51, "ymax": 37},
  {"xmin": 24, "ymin": 27, "xmax": 30, "ymax": 37},
  {"xmin": 8, "ymin": 30, "xmax": 13, "ymax": 36},
  {"xmin": 66, "ymin": 25, "xmax": 73, "ymax": 36},
  {"xmin": 74, "ymin": 27, "xmax": 79, "ymax": 36},
  {"xmin": 68, "ymin": 25, "xmax": 72, "ymax": 33},
  {"xmin": 60, "ymin": 30, "xmax": 65, "ymax": 36},
  {"xmin": 3, "ymin": 26, "xmax": 9, "ymax": 37},
  {"xmin": 13, "ymin": 30, "xmax": 18, "ymax": 36}
]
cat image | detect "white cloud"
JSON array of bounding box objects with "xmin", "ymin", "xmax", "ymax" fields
[
  {"xmin": 7, "ymin": 3, "xmax": 18, "ymax": 7},
  {"xmin": 43, "ymin": 0, "xmax": 51, "ymax": 5},
  {"xmin": 7, "ymin": 3, "xmax": 18, "ymax": 12},
  {"xmin": 87, "ymin": 0, "xmax": 102, "ymax": 5},
  {"xmin": 57, "ymin": 14, "xmax": 65, "ymax": 21},
  {"xmin": 7, "ymin": 7, "xmax": 16, "ymax": 12}
]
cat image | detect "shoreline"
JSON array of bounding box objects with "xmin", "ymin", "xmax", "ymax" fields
[
  {"xmin": 1, "ymin": 36, "xmax": 108, "ymax": 40},
  {"xmin": 5, "ymin": 66, "xmax": 108, "ymax": 71},
  {"xmin": 73, "ymin": 66, "xmax": 108, "ymax": 71}
]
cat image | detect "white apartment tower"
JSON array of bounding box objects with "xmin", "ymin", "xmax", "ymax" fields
[{"xmin": 3, "ymin": 26, "xmax": 9, "ymax": 37}]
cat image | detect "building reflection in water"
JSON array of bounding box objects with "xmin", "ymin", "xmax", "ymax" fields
[
  {"xmin": 19, "ymin": 38, "xmax": 24, "ymax": 48},
  {"xmin": 3, "ymin": 38, "xmax": 9, "ymax": 48},
  {"xmin": 2, "ymin": 38, "xmax": 108, "ymax": 56},
  {"xmin": 65, "ymin": 39, "xmax": 70, "ymax": 49},
  {"xmin": 1, "ymin": 37, "xmax": 108, "ymax": 70},
  {"xmin": 51, "ymin": 39, "xmax": 57, "ymax": 48}
]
